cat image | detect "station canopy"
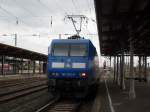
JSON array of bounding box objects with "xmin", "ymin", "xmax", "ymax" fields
[
  {"xmin": 0, "ymin": 43, "xmax": 47, "ymax": 61},
  {"xmin": 95, "ymin": 0, "xmax": 150, "ymax": 56}
]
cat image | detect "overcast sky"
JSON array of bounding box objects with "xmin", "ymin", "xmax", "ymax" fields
[{"xmin": 0, "ymin": 0, "xmax": 106, "ymax": 66}]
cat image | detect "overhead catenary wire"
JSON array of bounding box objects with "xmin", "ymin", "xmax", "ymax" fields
[
  {"xmin": 36, "ymin": 0, "xmax": 70, "ymax": 18},
  {"xmin": 71, "ymin": 0, "xmax": 80, "ymax": 14},
  {"xmin": 0, "ymin": 5, "xmax": 32, "ymax": 27},
  {"xmin": 36, "ymin": 0, "xmax": 59, "ymax": 29},
  {"xmin": 74, "ymin": 0, "xmax": 82, "ymax": 13},
  {"xmin": 14, "ymin": 0, "xmax": 50, "ymax": 28},
  {"xmin": 37, "ymin": 0, "xmax": 54, "ymax": 14},
  {"xmin": 14, "ymin": 0, "xmax": 37, "ymax": 17},
  {"xmin": 54, "ymin": 0, "xmax": 69, "ymax": 15},
  {"xmin": 86, "ymin": 0, "xmax": 92, "ymax": 15},
  {"xmin": 0, "ymin": 0, "xmax": 55, "ymax": 31},
  {"xmin": 0, "ymin": 12, "xmax": 15, "ymax": 24},
  {"xmin": 0, "ymin": 6, "xmax": 18, "ymax": 23},
  {"xmin": 89, "ymin": 0, "xmax": 95, "ymax": 11},
  {"xmin": 88, "ymin": 0, "xmax": 96, "ymax": 19},
  {"xmin": 0, "ymin": 1, "xmax": 35, "ymax": 32},
  {"xmin": 0, "ymin": 0, "xmax": 97, "ymax": 36}
]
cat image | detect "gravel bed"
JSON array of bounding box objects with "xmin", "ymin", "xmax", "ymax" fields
[
  {"xmin": 78, "ymin": 89, "xmax": 98, "ymax": 112},
  {"xmin": 79, "ymin": 100, "xmax": 94, "ymax": 112}
]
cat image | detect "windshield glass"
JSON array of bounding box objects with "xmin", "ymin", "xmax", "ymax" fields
[
  {"xmin": 52, "ymin": 44, "xmax": 87, "ymax": 56},
  {"xmin": 70, "ymin": 44, "xmax": 87, "ymax": 56},
  {"xmin": 52, "ymin": 44, "xmax": 69, "ymax": 56}
]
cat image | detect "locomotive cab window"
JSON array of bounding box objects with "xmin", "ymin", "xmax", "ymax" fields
[
  {"xmin": 51, "ymin": 43, "xmax": 87, "ymax": 57},
  {"xmin": 52, "ymin": 44, "xmax": 69, "ymax": 56},
  {"xmin": 70, "ymin": 44, "xmax": 87, "ymax": 56}
]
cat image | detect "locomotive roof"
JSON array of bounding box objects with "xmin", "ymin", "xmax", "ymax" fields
[
  {"xmin": 51, "ymin": 39, "xmax": 96, "ymax": 50},
  {"xmin": 51, "ymin": 39, "xmax": 92, "ymax": 44},
  {"xmin": 50, "ymin": 39, "xmax": 97, "ymax": 55}
]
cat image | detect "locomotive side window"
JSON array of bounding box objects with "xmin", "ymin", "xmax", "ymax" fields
[
  {"xmin": 70, "ymin": 44, "xmax": 87, "ymax": 56},
  {"xmin": 48, "ymin": 46, "xmax": 51, "ymax": 55},
  {"xmin": 52, "ymin": 44, "xmax": 69, "ymax": 56}
]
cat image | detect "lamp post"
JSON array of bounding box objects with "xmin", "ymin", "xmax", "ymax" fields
[{"xmin": 2, "ymin": 34, "xmax": 17, "ymax": 47}]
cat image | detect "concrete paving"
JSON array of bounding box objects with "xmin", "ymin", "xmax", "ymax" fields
[{"xmin": 107, "ymin": 80, "xmax": 150, "ymax": 112}]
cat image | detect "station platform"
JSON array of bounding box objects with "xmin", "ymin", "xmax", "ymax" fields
[
  {"xmin": 107, "ymin": 80, "xmax": 150, "ymax": 112},
  {"xmin": 0, "ymin": 74, "xmax": 46, "ymax": 81}
]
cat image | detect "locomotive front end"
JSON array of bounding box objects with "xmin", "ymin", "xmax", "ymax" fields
[
  {"xmin": 47, "ymin": 39, "xmax": 96, "ymax": 96},
  {"xmin": 47, "ymin": 40, "xmax": 91, "ymax": 93}
]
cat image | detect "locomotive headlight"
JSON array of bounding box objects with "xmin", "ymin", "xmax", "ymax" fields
[{"xmin": 80, "ymin": 73, "xmax": 87, "ymax": 77}]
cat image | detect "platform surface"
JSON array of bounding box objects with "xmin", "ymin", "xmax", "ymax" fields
[{"xmin": 107, "ymin": 80, "xmax": 150, "ymax": 112}]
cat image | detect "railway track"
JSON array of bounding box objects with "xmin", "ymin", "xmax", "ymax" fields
[
  {"xmin": 0, "ymin": 78, "xmax": 46, "ymax": 88},
  {"xmin": 0, "ymin": 83, "xmax": 48, "ymax": 103},
  {"xmin": 36, "ymin": 96, "xmax": 81, "ymax": 112},
  {"xmin": 0, "ymin": 80, "xmax": 47, "ymax": 96}
]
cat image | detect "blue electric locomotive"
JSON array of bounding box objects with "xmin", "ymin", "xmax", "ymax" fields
[{"xmin": 47, "ymin": 36, "xmax": 99, "ymax": 96}]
